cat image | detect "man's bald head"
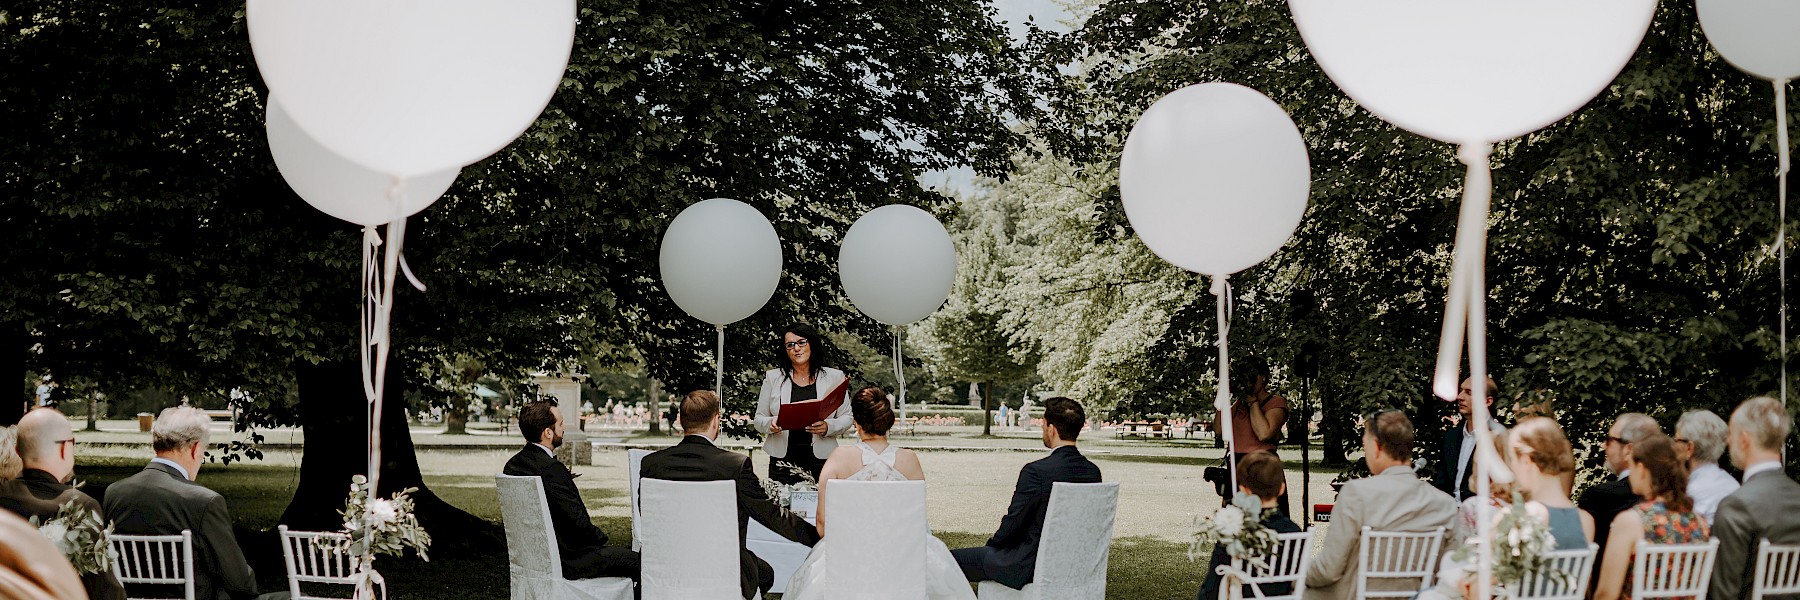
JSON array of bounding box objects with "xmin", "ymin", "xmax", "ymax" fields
[{"xmin": 15, "ymin": 408, "xmax": 75, "ymax": 480}]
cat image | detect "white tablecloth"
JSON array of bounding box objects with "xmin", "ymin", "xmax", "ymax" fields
[{"xmin": 746, "ymin": 492, "xmax": 817, "ymax": 594}]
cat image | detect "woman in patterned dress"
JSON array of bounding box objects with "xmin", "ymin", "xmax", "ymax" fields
[{"xmin": 1593, "ymin": 433, "xmax": 1710, "ymax": 600}]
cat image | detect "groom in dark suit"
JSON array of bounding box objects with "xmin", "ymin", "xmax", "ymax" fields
[
  {"xmin": 502, "ymin": 398, "xmax": 641, "ymax": 581},
  {"xmin": 640, "ymin": 390, "xmax": 820, "ymax": 599},
  {"xmin": 952, "ymin": 396, "xmax": 1103, "ymax": 590}
]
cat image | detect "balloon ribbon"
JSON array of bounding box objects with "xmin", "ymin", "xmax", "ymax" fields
[
  {"xmin": 1211, "ymin": 275, "xmax": 1237, "ymax": 494},
  {"xmin": 1778, "ymin": 79, "xmax": 1789, "ymax": 408}
]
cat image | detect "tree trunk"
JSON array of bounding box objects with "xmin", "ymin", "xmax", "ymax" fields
[
  {"xmin": 443, "ymin": 405, "xmax": 468, "ymax": 435},
  {"xmin": 85, "ymin": 395, "xmax": 98, "ymax": 431},
  {"xmin": 1319, "ymin": 377, "xmax": 1349, "ymax": 467},
  {"xmin": 646, "ymin": 378, "xmax": 661, "ymax": 435},
  {"xmin": 981, "ymin": 382, "xmax": 992, "ymax": 436},
  {"xmin": 280, "ymin": 359, "xmax": 500, "ymax": 550}
]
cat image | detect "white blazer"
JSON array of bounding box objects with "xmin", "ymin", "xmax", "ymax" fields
[{"xmin": 753, "ymin": 367, "xmax": 853, "ymax": 459}]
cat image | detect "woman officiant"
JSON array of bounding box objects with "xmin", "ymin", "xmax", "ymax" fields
[{"xmin": 754, "ymin": 323, "xmax": 853, "ymax": 483}]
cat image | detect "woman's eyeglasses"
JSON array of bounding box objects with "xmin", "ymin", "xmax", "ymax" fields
[{"xmin": 784, "ymin": 339, "xmax": 810, "ymax": 350}]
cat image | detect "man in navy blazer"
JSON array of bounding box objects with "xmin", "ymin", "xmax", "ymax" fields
[
  {"xmin": 502, "ymin": 398, "xmax": 640, "ymax": 581},
  {"xmin": 952, "ymin": 396, "xmax": 1103, "ymax": 590}
]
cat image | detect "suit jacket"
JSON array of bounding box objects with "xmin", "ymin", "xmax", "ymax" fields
[
  {"xmin": 1304, "ymin": 466, "xmax": 1457, "ymax": 600},
  {"xmin": 639, "ymin": 435, "xmax": 819, "ymax": 598},
  {"xmin": 1430, "ymin": 420, "xmax": 1505, "ymax": 501},
  {"xmin": 502, "ymin": 444, "xmax": 612, "ymax": 575},
  {"xmin": 102, "ymin": 462, "xmax": 258, "ymax": 600},
  {"xmin": 1710, "ymin": 468, "xmax": 1800, "ymax": 600},
  {"xmin": 0, "ymin": 470, "xmax": 125, "ymax": 600},
  {"xmin": 975, "ymin": 445, "xmax": 1104, "ymax": 590},
  {"xmin": 753, "ymin": 367, "xmax": 854, "ymax": 459}
]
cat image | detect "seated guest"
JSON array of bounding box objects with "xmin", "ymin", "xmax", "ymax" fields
[
  {"xmin": 1577, "ymin": 412, "xmax": 1661, "ymax": 574},
  {"xmin": 1673, "ymin": 409, "xmax": 1737, "ymax": 525},
  {"xmin": 639, "ymin": 390, "xmax": 818, "ymax": 599},
  {"xmin": 951, "ymin": 396, "xmax": 1103, "ymax": 590},
  {"xmin": 1197, "ymin": 452, "xmax": 1300, "ymax": 600},
  {"xmin": 0, "ymin": 426, "xmax": 19, "ymax": 483},
  {"xmin": 103, "ymin": 407, "xmax": 283, "ymax": 600},
  {"xmin": 1509, "ymin": 417, "xmax": 1595, "ymax": 548},
  {"xmin": 1710, "ymin": 396, "xmax": 1800, "ymax": 600},
  {"xmin": 502, "ymin": 398, "xmax": 640, "ymax": 581},
  {"xmin": 1592, "ymin": 434, "xmax": 1709, "ymax": 600},
  {"xmin": 1, "ymin": 409, "xmax": 124, "ymax": 600},
  {"xmin": 1303, "ymin": 409, "xmax": 1456, "ymax": 600},
  {"xmin": 1447, "ymin": 428, "xmax": 1517, "ymax": 550}
]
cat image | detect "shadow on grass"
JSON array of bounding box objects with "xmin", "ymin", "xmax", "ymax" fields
[
  {"xmin": 931, "ymin": 532, "xmax": 1204, "ymax": 600},
  {"xmin": 1092, "ymin": 453, "xmax": 1345, "ymax": 473}
]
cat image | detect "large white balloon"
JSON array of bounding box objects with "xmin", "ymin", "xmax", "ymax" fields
[
  {"xmin": 839, "ymin": 205, "xmax": 957, "ymax": 325},
  {"xmin": 659, "ymin": 199, "xmax": 784, "ymax": 326},
  {"xmin": 247, "ymin": 0, "xmax": 576, "ymax": 177},
  {"xmin": 1119, "ymin": 83, "xmax": 1311, "ymax": 276},
  {"xmin": 1288, "ymin": 0, "xmax": 1657, "ymax": 145},
  {"xmin": 1698, "ymin": 0, "xmax": 1800, "ymax": 81},
  {"xmin": 266, "ymin": 98, "xmax": 459, "ymax": 226}
]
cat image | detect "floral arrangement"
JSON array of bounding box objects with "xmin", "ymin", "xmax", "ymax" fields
[
  {"xmin": 1188, "ymin": 493, "xmax": 1279, "ymax": 563},
  {"xmin": 330, "ymin": 475, "xmax": 432, "ymax": 598},
  {"xmin": 760, "ymin": 463, "xmax": 818, "ymax": 510},
  {"xmin": 1451, "ymin": 492, "xmax": 1566, "ymax": 588},
  {"xmin": 31, "ymin": 500, "xmax": 114, "ymax": 576}
]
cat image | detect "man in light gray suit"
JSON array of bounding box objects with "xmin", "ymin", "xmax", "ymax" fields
[
  {"xmin": 1710, "ymin": 396, "xmax": 1800, "ymax": 600},
  {"xmin": 1305, "ymin": 409, "xmax": 1457, "ymax": 600}
]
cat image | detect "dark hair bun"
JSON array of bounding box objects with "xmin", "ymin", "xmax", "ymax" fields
[{"xmin": 852, "ymin": 387, "xmax": 895, "ymax": 436}]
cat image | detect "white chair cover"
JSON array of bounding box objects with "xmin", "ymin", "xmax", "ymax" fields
[
  {"xmin": 747, "ymin": 519, "xmax": 811, "ymax": 595},
  {"xmin": 1355, "ymin": 527, "xmax": 1445, "ymax": 600},
  {"xmin": 1215, "ymin": 530, "xmax": 1314, "ymax": 600},
  {"xmin": 822, "ymin": 480, "xmax": 928, "ymax": 598},
  {"xmin": 1631, "ymin": 539, "xmax": 1719, "ymax": 600},
  {"xmin": 495, "ymin": 474, "xmax": 635, "ymax": 600},
  {"xmin": 978, "ymin": 481, "xmax": 1121, "ymax": 600},
  {"xmin": 1505, "ymin": 543, "xmax": 1597, "ymax": 600},
  {"xmin": 1753, "ymin": 540, "xmax": 1800, "ymax": 600},
  {"xmin": 111, "ymin": 530, "xmax": 196, "ymax": 600},
  {"xmin": 639, "ymin": 478, "xmax": 749, "ymax": 599},
  {"xmin": 278, "ymin": 525, "xmax": 359, "ymax": 599},
  {"xmin": 627, "ymin": 448, "xmax": 651, "ymax": 552}
]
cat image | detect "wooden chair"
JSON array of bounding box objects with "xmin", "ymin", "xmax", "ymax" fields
[
  {"xmin": 278, "ymin": 525, "xmax": 360, "ymax": 599},
  {"xmin": 1354, "ymin": 527, "xmax": 1445, "ymax": 600},
  {"xmin": 1752, "ymin": 539, "xmax": 1800, "ymax": 600},
  {"xmin": 110, "ymin": 531, "xmax": 195, "ymax": 600},
  {"xmin": 1630, "ymin": 539, "xmax": 1719, "ymax": 600}
]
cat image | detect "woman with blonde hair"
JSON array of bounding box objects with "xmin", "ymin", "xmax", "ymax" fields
[
  {"xmin": 0, "ymin": 427, "xmax": 20, "ymax": 482},
  {"xmin": 1509, "ymin": 417, "xmax": 1596, "ymax": 548}
]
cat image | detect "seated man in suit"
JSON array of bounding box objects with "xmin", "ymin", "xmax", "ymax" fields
[
  {"xmin": 1304, "ymin": 409, "xmax": 1456, "ymax": 600},
  {"xmin": 1576, "ymin": 411, "xmax": 1660, "ymax": 591},
  {"xmin": 1710, "ymin": 396, "xmax": 1800, "ymax": 600},
  {"xmin": 640, "ymin": 390, "xmax": 819, "ymax": 599},
  {"xmin": 103, "ymin": 406, "xmax": 284, "ymax": 600},
  {"xmin": 1, "ymin": 408, "xmax": 124, "ymax": 600},
  {"xmin": 951, "ymin": 396, "xmax": 1103, "ymax": 590},
  {"xmin": 501, "ymin": 398, "xmax": 640, "ymax": 581}
]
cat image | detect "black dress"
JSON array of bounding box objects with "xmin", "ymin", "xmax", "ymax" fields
[{"xmin": 770, "ymin": 380, "xmax": 825, "ymax": 484}]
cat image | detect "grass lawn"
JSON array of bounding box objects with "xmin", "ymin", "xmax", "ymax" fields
[{"xmin": 74, "ymin": 438, "xmax": 1345, "ymax": 599}]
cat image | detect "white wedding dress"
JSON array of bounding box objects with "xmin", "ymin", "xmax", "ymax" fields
[{"xmin": 783, "ymin": 442, "xmax": 976, "ymax": 600}]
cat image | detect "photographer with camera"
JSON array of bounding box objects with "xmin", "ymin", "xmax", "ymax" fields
[{"xmin": 1208, "ymin": 356, "xmax": 1291, "ymax": 516}]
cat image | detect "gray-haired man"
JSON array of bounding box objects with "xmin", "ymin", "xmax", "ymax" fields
[
  {"xmin": 103, "ymin": 406, "xmax": 286, "ymax": 600},
  {"xmin": 1674, "ymin": 409, "xmax": 1738, "ymax": 525},
  {"xmin": 1710, "ymin": 397, "xmax": 1800, "ymax": 600}
]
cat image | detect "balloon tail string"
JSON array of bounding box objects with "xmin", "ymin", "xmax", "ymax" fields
[
  {"xmin": 893, "ymin": 326, "xmax": 907, "ymax": 423},
  {"xmin": 1211, "ymin": 275, "xmax": 1236, "ymax": 493},
  {"xmin": 715, "ymin": 325, "xmax": 726, "ymax": 403},
  {"xmin": 367, "ymin": 216, "xmax": 405, "ymax": 500},
  {"xmin": 1778, "ymin": 79, "xmax": 1789, "ymax": 408}
]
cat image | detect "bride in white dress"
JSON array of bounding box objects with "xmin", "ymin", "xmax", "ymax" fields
[{"xmin": 783, "ymin": 387, "xmax": 976, "ymax": 600}]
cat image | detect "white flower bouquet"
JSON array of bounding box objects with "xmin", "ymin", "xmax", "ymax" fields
[
  {"xmin": 31, "ymin": 500, "xmax": 114, "ymax": 576},
  {"xmin": 1450, "ymin": 492, "xmax": 1568, "ymax": 591},
  {"xmin": 1188, "ymin": 494, "xmax": 1279, "ymax": 563},
  {"xmin": 330, "ymin": 475, "xmax": 432, "ymax": 598}
]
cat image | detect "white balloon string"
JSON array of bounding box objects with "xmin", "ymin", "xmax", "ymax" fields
[
  {"xmin": 1211, "ymin": 275, "xmax": 1237, "ymax": 493},
  {"xmin": 399, "ymin": 254, "xmax": 427, "ymax": 293},
  {"xmin": 367, "ymin": 216, "xmax": 405, "ymax": 507},
  {"xmin": 893, "ymin": 325, "xmax": 908, "ymax": 423},
  {"xmin": 715, "ymin": 325, "xmax": 726, "ymax": 402},
  {"xmin": 1453, "ymin": 141, "xmax": 1507, "ymax": 600},
  {"xmin": 1777, "ymin": 79, "xmax": 1789, "ymax": 407}
]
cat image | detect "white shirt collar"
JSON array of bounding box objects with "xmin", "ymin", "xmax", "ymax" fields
[
  {"xmin": 150, "ymin": 457, "xmax": 192, "ymax": 481},
  {"xmin": 1618, "ymin": 468, "xmax": 1631, "ymax": 481},
  {"xmin": 1744, "ymin": 460, "xmax": 1784, "ymax": 482},
  {"xmin": 533, "ymin": 443, "xmax": 555, "ymax": 457}
]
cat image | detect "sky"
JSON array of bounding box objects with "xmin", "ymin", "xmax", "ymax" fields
[{"xmin": 918, "ymin": 0, "xmax": 1074, "ymax": 196}]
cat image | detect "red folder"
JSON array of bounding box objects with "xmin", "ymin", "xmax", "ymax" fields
[{"xmin": 776, "ymin": 379, "xmax": 851, "ymax": 431}]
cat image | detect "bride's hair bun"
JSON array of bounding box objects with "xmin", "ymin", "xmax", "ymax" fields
[{"xmin": 852, "ymin": 387, "xmax": 895, "ymax": 435}]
